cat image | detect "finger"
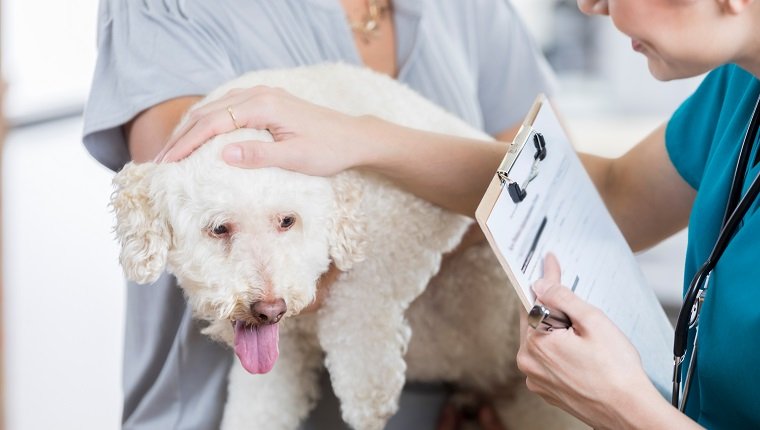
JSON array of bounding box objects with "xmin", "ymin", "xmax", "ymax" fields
[
  {"xmin": 167, "ymin": 86, "xmax": 273, "ymax": 142},
  {"xmin": 593, "ymin": 0, "xmax": 609, "ymax": 14},
  {"xmin": 154, "ymin": 119, "xmax": 196, "ymax": 162},
  {"xmin": 161, "ymin": 108, "xmax": 241, "ymax": 162},
  {"xmin": 180, "ymin": 91, "xmax": 253, "ymax": 131},
  {"xmin": 524, "ymin": 376, "xmax": 559, "ymax": 402},
  {"xmin": 478, "ymin": 404, "xmax": 507, "ymax": 430},
  {"xmin": 516, "ymin": 331, "xmax": 542, "ymax": 377},
  {"xmin": 576, "ymin": 0, "xmax": 594, "ymax": 14},
  {"xmin": 435, "ymin": 404, "xmax": 461, "ymax": 430},
  {"xmin": 159, "ymin": 86, "xmax": 286, "ymax": 163},
  {"xmin": 577, "ymin": 0, "xmax": 607, "ymax": 15},
  {"xmin": 535, "ymin": 284, "xmax": 600, "ymax": 334},
  {"xmin": 157, "ymin": 94, "xmax": 256, "ymax": 163}
]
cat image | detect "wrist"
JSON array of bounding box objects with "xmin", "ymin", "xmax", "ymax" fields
[
  {"xmin": 613, "ymin": 380, "xmax": 693, "ymax": 430},
  {"xmin": 350, "ymin": 114, "xmax": 404, "ymax": 172}
]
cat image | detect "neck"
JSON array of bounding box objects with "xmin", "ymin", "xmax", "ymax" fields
[
  {"xmin": 737, "ymin": 39, "xmax": 760, "ymax": 79},
  {"xmin": 733, "ymin": 2, "xmax": 760, "ymax": 79}
]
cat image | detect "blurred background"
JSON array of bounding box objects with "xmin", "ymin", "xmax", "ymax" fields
[{"xmin": 0, "ymin": 0, "xmax": 702, "ymax": 429}]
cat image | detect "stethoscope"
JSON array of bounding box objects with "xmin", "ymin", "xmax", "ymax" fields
[{"xmin": 672, "ymin": 93, "xmax": 760, "ymax": 412}]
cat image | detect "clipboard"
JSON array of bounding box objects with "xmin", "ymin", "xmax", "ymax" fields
[
  {"xmin": 475, "ymin": 94, "xmax": 675, "ymax": 398},
  {"xmin": 475, "ymin": 95, "xmax": 564, "ymax": 316}
]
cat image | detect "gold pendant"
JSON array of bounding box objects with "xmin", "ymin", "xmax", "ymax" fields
[{"xmin": 349, "ymin": 0, "xmax": 388, "ymax": 43}]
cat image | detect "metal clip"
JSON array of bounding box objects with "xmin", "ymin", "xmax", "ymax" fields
[{"xmin": 507, "ymin": 133, "xmax": 548, "ymax": 203}]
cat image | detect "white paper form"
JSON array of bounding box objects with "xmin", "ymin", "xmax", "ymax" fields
[{"xmin": 478, "ymin": 97, "xmax": 674, "ymax": 398}]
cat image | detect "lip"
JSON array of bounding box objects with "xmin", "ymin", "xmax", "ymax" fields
[{"xmin": 631, "ymin": 39, "xmax": 644, "ymax": 52}]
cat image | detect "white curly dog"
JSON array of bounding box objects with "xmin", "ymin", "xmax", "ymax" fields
[{"xmin": 112, "ymin": 64, "xmax": 585, "ymax": 430}]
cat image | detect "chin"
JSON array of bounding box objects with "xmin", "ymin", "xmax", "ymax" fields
[
  {"xmin": 647, "ymin": 60, "xmax": 696, "ymax": 82},
  {"xmin": 646, "ymin": 53, "xmax": 718, "ymax": 82}
]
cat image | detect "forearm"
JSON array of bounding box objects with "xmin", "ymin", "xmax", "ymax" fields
[
  {"xmin": 125, "ymin": 96, "xmax": 202, "ymax": 162},
  {"xmin": 577, "ymin": 124, "xmax": 693, "ymax": 251},
  {"xmin": 357, "ymin": 116, "xmax": 507, "ymax": 216}
]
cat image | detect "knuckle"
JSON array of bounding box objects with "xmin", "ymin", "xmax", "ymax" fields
[
  {"xmin": 249, "ymin": 85, "xmax": 272, "ymax": 96},
  {"xmin": 544, "ymin": 395, "xmax": 562, "ymax": 407},
  {"xmin": 188, "ymin": 108, "xmax": 203, "ymax": 122},
  {"xmin": 271, "ymin": 86, "xmax": 288, "ymax": 95},
  {"xmin": 516, "ymin": 349, "xmax": 527, "ymax": 370},
  {"xmin": 258, "ymin": 91, "xmax": 279, "ymax": 106},
  {"xmin": 544, "ymin": 284, "xmax": 570, "ymax": 302},
  {"xmin": 516, "ymin": 347, "xmax": 536, "ymax": 375},
  {"xmin": 196, "ymin": 115, "xmax": 214, "ymax": 130}
]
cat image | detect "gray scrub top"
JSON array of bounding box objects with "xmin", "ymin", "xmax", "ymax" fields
[
  {"xmin": 83, "ymin": 0, "xmax": 554, "ymax": 171},
  {"xmin": 82, "ymin": 0, "xmax": 554, "ymax": 428}
]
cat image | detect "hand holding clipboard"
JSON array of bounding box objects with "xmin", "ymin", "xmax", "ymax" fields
[{"xmin": 475, "ymin": 94, "xmax": 674, "ymax": 397}]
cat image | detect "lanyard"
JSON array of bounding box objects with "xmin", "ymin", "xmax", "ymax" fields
[{"xmin": 672, "ymin": 93, "xmax": 760, "ymax": 411}]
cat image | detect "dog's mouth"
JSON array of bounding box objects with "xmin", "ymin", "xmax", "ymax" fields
[{"xmin": 233, "ymin": 320, "xmax": 280, "ymax": 374}]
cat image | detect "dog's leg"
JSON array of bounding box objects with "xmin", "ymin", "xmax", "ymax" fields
[
  {"xmin": 319, "ymin": 176, "xmax": 472, "ymax": 429},
  {"xmin": 317, "ymin": 284, "xmax": 411, "ymax": 430},
  {"xmin": 221, "ymin": 322, "xmax": 322, "ymax": 430}
]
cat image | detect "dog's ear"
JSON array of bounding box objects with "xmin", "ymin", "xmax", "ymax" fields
[
  {"xmin": 328, "ymin": 173, "xmax": 367, "ymax": 271},
  {"xmin": 111, "ymin": 162, "xmax": 171, "ymax": 284}
]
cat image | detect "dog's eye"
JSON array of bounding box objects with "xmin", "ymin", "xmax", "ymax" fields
[
  {"xmin": 279, "ymin": 215, "xmax": 296, "ymax": 231},
  {"xmin": 211, "ymin": 224, "xmax": 229, "ymax": 236}
]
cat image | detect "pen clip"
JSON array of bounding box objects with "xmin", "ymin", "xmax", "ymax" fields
[{"xmin": 528, "ymin": 304, "xmax": 571, "ymax": 332}]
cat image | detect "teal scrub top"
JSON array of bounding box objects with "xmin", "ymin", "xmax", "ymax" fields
[{"xmin": 666, "ymin": 64, "xmax": 760, "ymax": 428}]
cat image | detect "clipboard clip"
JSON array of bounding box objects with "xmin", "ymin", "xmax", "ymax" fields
[{"xmin": 498, "ymin": 133, "xmax": 548, "ymax": 203}]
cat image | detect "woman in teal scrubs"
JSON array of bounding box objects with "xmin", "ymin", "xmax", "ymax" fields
[{"xmin": 159, "ymin": 0, "xmax": 760, "ymax": 427}]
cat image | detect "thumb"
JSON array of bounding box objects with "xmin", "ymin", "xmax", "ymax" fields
[
  {"xmin": 541, "ymin": 253, "xmax": 561, "ymax": 284},
  {"xmin": 537, "ymin": 283, "xmax": 599, "ymax": 333},
  {"xmin": 223, "ymin": 141, "xmax": 299, "ymax": 170},
  {"xmin": 530, "ymin": 253, "xmax": 561, "ymax": 296}
]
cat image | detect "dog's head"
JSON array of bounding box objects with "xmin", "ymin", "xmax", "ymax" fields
[{"xmin": 111, "ymin": 135, "xmax": 365, "ymax": 374}]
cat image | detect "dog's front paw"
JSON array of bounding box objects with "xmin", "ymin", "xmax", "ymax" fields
[
  {"xmin": 322, "ymin": 339, "xmax": 407, "ymax": 430},
  {"xmin": 338, "ymin": 384, "xmax": 402, "ymax": 430}
]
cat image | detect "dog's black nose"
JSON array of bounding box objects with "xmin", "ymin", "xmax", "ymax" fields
[{"xmin": 251, "ymin": 299, "xmax": 287, "ymax": 325}]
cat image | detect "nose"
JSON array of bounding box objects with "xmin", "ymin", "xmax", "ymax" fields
[{"xmin": 251, "ymin": 299, "xmax": 287, "ymax": 325}]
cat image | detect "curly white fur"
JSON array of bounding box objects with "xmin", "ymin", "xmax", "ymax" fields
[{"xmin": 112, "ymin": 64, "xmax": 587, "ymax": 430}]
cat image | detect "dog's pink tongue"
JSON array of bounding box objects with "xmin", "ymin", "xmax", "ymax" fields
[{"xmin": 234, "ymin": 321, "xmax": 280, "ymax": 374}]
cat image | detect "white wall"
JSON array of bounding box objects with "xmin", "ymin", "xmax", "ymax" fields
[
  {"xmin": 2, "ymin": 0, "xmax": 98, "ymax": 120},
  {"xmin": 2, "ymin": 118, "xmax": 124, "ymax": 430},
  {"xmin": 2, "ymin": 0, "xmax": 113, "ymax": 427}
]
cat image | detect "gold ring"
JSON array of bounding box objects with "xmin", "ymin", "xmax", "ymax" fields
[{"xmin": 227, "ymin": 106, "xmax": 242, "ymax": 129}]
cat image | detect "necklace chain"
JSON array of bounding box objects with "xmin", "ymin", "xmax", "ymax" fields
[{"xmin": 348, "ymin": 0, "xmax": 391, "ymax": 43}]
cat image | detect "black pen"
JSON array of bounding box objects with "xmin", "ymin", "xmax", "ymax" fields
[{"xmin": 521, "ymin": 216, "xmax": 548, "ymax": 273}]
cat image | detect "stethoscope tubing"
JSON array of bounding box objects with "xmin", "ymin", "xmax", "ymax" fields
[{"xmin": 671, "ymin": 93, "xmax": 760, "ymax": 410}]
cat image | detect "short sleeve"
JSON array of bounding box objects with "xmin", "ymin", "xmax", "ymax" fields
[
  {"xmin": 474, "ymin": 0, "xmax": 557, "ymax": 135},
  {"xmin": 83, "ymin": 0, "xmax": 238, "ymax": 171},
  {"xmin": 665, "ymin": 66, "xmax": 734, "ymax": 189}
]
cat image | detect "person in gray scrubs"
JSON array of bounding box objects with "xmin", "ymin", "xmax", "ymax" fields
[{"xmin": 83, "ymin": 0, "xmax": 554, "ymax": 428}]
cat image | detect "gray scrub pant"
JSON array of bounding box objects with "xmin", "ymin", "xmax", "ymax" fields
[{"xmin": 122, "ymin": 273, "xmax": 448, "ymax": 429}]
